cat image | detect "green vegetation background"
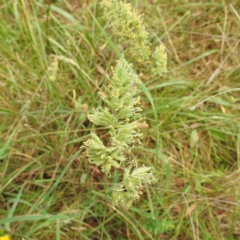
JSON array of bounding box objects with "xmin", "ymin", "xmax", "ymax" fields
[{"xmin": 0, "ymin": 0, "xmax": 240, "ymax": 239}]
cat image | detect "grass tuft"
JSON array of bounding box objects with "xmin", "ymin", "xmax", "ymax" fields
[{"xmin": 1, "ymin": 0, "xmax": 240, "ymax": 239}]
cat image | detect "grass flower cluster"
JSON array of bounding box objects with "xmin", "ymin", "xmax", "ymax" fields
[
  {"xmin": 84, "ymin": 59, "xmax": 156, "ymax": 207},
  {"xmin": 151, "ymin": 44, "xmax": 168, "ymax": 75},
  {"xmin": 101, "ymin": 0, "xmax": 150, "ymax": 62},
  {"xmin": 100, "ymin": 0, "xmax": 168, "ymax": 77}
]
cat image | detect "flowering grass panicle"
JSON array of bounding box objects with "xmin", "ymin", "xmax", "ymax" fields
[
  {"xmin": 100, "ymin": 0, "xmax": 150, "ymax": 62},
  {"xmin": 101, "ymin": 0, "xmax": 168, "ymax": 76},
  {"xmin": 151, "ymin": 44, "xmax": 168, "ymax": 76},
  {"xmin": 84, "ymin": 58, "xmax": 156, "ymax": 207}
]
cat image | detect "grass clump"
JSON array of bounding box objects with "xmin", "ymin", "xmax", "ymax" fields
[{"xmin": 1, "ymin": 0, "xmax": 240, "ymax": 239}]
